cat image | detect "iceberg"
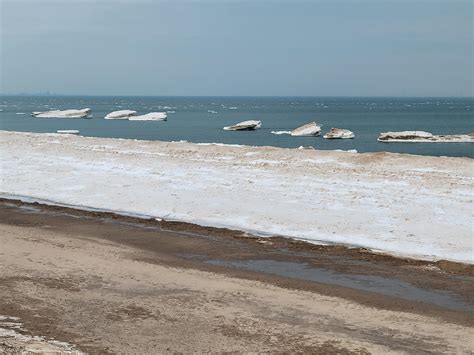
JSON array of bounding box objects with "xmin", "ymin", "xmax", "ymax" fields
[
  {"xmin": 128, "ymin": 112, "xmax": 167, "ymax": 121},
  {"xmin": 378, "ymin": 131, "xmax": 474, "ymax": 143},
  {"xmin": 223, "ymin": 120, "xmax": 262, "ymax": 131},
  {"xmin": 105, "ymin": 110, "xmax": 137, "ymax": 119},
  {"xmin": 290, "ymin": 122, "xmax": 321, "ymax": 136},
  {"xmin": 32, "ymin": 108, "xmax": 92, "ymax": 119},
  {"xmin": 323, "ymin": 128, "xmax": 355, "ymax": 139}
]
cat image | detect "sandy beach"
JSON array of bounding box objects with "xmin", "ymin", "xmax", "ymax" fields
[
  {"xmin": 0, "ymin": 131, "xmax": 473, "ymax": 353},
  {"xmin": 0, "ymin": 200, "xmax": 472, "ymax": 354}
]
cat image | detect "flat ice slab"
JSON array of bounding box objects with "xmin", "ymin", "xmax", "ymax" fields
[
  {"xmin": 324, "ymin": 128, "xmax": 354, "ymax": 139},
  {"xmin": 378, "ymin": 131, "xmax": 474, "ymax": 143},
  {"xmin": 1, "ymin": 131, "xmax": 473, "ymax": 263},
  {"xmin": 291, "ymin": 122, "xmax": 322, "ymax": 136},
  {"xmin": 223, "ymin": 120, "xmax": 262, "ymax": 131},
  {"xmin": 105, "ymin": 110, "xmax": 137, "ymax": 119},
  {"xmin": 128, "ymin": 112, "xmax": 167, "ymax": 121},
  {"xmin": 32, "ymin": 108, "xmax": 91, "ymax": 119}
]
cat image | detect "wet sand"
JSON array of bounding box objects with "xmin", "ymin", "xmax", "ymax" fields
[{"xmin": 0, "ymin": 199, "xmax": 472, "ymax": 354}]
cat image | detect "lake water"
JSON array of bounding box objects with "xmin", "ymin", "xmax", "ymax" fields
[{"xmin": 1, "ymin": 95, "xmax": 472, "ymax": 157}]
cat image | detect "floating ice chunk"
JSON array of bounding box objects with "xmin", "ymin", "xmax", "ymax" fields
[
  {"xmin": 271, "ymin": 130, "xmax": 292, "ymax": 135},
  {"xmin": 223, "ymin": 120, "xmax": 262, "ymax": 131},
  {"xmin": 378, "ymin": 131, "xmax": 474, "ymax": 143},
  {"xmin": 291, "ymin": 122, "xmax": 321, "ymax": 136},
  {"xmin": 32, "ymin": 108, "xmax": 92, "ymax": 119},
  {"xmin": 128, "ymin": 112, "xmax": 167, "ymax": 121},
  {"xmin": 105, "ymin": 110, "xmax": 137, "ymax": 119},
  {"xmin": 56, "ymin": 130, "xmax": 80, "ymax": 135},
  {"xmin": 323, "ymin": 128, "xmax": 355, "ymax": 139}
]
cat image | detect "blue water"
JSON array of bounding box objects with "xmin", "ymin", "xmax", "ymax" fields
[{"xmin": 1, "ymin": 95, "xmax": 472, "ymax": 157}]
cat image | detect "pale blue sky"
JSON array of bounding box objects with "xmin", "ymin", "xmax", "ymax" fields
[{"xmin": 1, "ymin": 0, "xmax": 472, "ymax": 96}]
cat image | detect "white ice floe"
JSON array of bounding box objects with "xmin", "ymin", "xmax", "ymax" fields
[
  {"xmin": 105, "ymin": 110, "xmax": 137, "ymax": 119},
  {"xmin": 1, "ymin": 131, "xmax": 473, "ymax": 263},
  {"xmin": 378, "ymin": 131, "xmax": 474, "ymax": 143},
  {"xmin": 128, "ymin": 112, "xmax": 167, "ymax": 121},
  {"xmin": 291, "ymin": 122, "xmax": 322, "ymax": 136},
  {"xmin": 32, "ymin": 108, "xmax": 92, "ymax": 119},
  {"xmin": 223, "ymin": 120, "xmax": 262, "ymax": 131},
  {"xmin": 271, "ymin": 130, "xmax": 292, "ymax": 135},
  {"xmin": 323, "ymin": 128, "xmax": 355, "ymax": 139}
]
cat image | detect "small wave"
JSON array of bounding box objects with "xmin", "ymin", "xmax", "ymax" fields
[
  {"xmin": 15, "ymin": 112, "xmax": 26, "ymax": 115},
  {"xmin": 271, "ymin": 130, "xmax": 292, "ymax": 135}
]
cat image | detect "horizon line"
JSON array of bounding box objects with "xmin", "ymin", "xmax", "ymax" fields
[{"xmin": 1, "ymin": 93, "xmax": 473, "ymax": 99}]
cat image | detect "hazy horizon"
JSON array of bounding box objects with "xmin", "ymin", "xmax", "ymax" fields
[
  {"xmin": 1, "ymin": 0, "xmax": 472, "ymax": 97},
  {"xmin": 1, "ymin": 93, "xmax": 473, "ymax": 98}
]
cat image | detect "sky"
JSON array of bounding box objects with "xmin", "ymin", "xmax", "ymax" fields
[{"xmin": 0, "ymin": 0, "xmax": 472, "ymax": 97}]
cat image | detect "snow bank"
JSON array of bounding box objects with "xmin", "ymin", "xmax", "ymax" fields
[{"xmin": 1, "ymin": 131, "xmax": 473, "ymax": 263}]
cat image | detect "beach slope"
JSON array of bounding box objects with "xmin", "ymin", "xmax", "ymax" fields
[{"xmin": 0, "ymin": 131, "xmax": 472, "ymax": 262}]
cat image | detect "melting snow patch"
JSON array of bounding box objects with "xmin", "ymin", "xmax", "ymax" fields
[{"xmin": 0, "ymin": 315, "xmax": 83, "ymax": 354}]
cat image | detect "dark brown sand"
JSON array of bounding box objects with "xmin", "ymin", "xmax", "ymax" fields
[{"xmin": 0, "ymin": 199, "xmax": 472, "ymax": 354}]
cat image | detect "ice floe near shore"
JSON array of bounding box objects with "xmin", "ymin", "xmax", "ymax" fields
[
  {"xmin": 105, "ymin": 110, "xmax": 137, "ymax": 119},
  {"xmin": 378, "ymin": 131, "xmax": 474, "ymax": 143},
  {"xmin": 1, "ymin": 131, "xmax": 473, "ymax": 263},
  {"xmin": 291, "ymin": 122, "xmax": 322, "ymax": 136},
  {"xmin": 223, "ymin": 120, "xmax": 262, "ymax": 131},
  {"xmin": 32, "ymin": 108, "xmax": 92, "ymax": 118},
  {"xmin": 128, "ymin": 112, "xmax": 167, "ymax": 121},
  {"xmin": 271, "ymin": 130, "xmax": 292, "ymax": 135},
  {"xmin": 323, "ymin": 128, "xmax": 355, "ymax": 139},
  {"xmin": 271, "ymin": 123, "xmax": 322, "ymax": 136}
]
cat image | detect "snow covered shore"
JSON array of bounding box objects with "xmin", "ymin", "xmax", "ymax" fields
[{"xmin": 1, "ymin": 131, "xmax": 472, "ymax": 263}]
